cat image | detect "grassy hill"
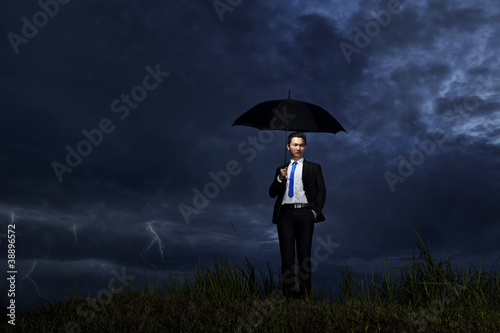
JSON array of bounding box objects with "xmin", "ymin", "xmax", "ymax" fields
[{"xmin": 8, "ymin": 232, "xmax": 500, "ymax": 332}]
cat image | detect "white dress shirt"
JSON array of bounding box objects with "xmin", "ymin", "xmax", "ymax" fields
[{"xmin": 280, "ymin": 158, "xmax": 308, "ymax": 205}]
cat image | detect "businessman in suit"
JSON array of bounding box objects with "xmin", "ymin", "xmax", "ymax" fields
[{"xmin": 269, "ymin": 132, "xmax": 326, "ymax": 298}]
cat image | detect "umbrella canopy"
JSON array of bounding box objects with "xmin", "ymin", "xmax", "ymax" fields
[
  {"xmin": 232, "ymin": 91, "xmax": 347, "ymax": 164},
  {"xmin": 232, "ymin": 98, "xmax": 347, "ymax": 134}
]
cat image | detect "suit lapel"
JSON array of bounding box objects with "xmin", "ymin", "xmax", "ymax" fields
[
  {"xmin": 302, "ymin": 159, "xmax": 311, "ymax": 179},
  {"xmin": 302, "ymin": 160, "xmax": 312, "ymax": 203}
]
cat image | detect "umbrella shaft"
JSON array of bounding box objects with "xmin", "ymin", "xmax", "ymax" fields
[{"xmin": 284, "ymin": 129, "xmax": 288, "ymax": 165}]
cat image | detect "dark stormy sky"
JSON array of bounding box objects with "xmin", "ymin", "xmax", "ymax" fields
[{"xmin": 1, "ymin": 0, "xmax": 500, "ymax": 312}]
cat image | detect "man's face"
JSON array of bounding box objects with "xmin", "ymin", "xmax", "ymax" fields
[{"xmin": 288, "ymin": 137, "xmax": 306, "ymax": 160}]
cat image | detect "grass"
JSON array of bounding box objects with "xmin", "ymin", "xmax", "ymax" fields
[{"xmin": 9, "ymin": 231, "xmax": 500, "ymax": 332}]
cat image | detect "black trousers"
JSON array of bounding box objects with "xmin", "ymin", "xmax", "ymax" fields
[{"xmin": 277, "ymin": 206, "xmax": 315, "ymax": 298}]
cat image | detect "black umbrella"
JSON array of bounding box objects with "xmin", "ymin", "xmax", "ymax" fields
[{"xmin": 232, "ymin": 90, "xmax": 347, "ymax": 164}]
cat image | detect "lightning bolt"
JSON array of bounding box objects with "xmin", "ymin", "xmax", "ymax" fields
[
  {"xmin": 1, "ymin": 212, "xmax": 16, "ymax": 243},
  {"xmin": 22, "ymin": 261, "xmax": 42, "ymax": 298},
  {"xmin": 145, "ymin": 222, "xmax": 165, "ymax": 263},
  {"xmin": 71, "ymin": 224, "xmax": 78, "ymax": 247},
  {"xmin": 99, "ymin": 264, "xmax": 105, "ymax": 281}
]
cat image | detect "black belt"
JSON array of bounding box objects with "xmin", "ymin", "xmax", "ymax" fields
[{"xmin": 282, "ymin": 203, "xmax": 311, "ymax": 209}]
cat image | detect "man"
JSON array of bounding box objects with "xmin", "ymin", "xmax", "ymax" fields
[{"xmin": 269, "ymin": 132, "xmax": 326, "ymax": 298}]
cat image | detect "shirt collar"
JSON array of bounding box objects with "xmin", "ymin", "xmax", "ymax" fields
[{"xmin": 289, "ymin": 158, "xmax": 304, "ymax": 165}]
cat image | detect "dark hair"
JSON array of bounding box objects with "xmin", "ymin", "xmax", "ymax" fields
[{"xmin": 287, "ymin": 132, "xmax": 306, "ymax": 145}]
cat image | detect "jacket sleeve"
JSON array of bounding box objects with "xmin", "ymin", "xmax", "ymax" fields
[{"xmin": 269, "ymin": 167, "xmax": 286, "ymax": 198}]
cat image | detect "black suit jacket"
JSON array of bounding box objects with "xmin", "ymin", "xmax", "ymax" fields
[{"xmin": 268, "ymin": 160, "xmax": 326, "ymax": 224}]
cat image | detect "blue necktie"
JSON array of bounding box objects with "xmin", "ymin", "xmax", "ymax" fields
[{"xmin": 288, "ymin": 161, "xmax": 297, "ymax": 198}]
